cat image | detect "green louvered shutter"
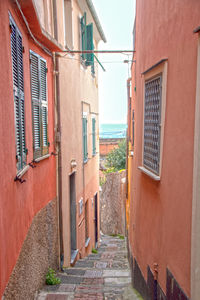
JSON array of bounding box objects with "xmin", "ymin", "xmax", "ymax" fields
[
  {"xmin": 30, "ymin": 51, "xmax": 48, "ymax": 159},
  {"xmin": 10, "ymin": 14, "xmax": 26, "ymax": 171},
  {"xmin": 30, "ymin": 52, "xmax": 42, "ymax": 159},
  {"xmin": 86, "ymin": 23, "xmax": 94, "ymax": 67},
  {"xmin": 92, "ymin": 118, "xmax": 96, "ymax": 155},
  {"xmin": 80, "ymin": 12, "xmax": 87, "ymax": 61},
  {"xmin": 40, "ymin": 58, "xmax": 48, "ymax": 156},
  {"xmin": 83, "ymin": 117, "xmax": 88, "ymax": 162}
]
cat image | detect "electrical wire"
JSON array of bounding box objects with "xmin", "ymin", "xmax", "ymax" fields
[
  {"xmin": 58, "ymin": 54, "xmax": 133, "ymax": 64},
  {"xmin": 14, "ymin": 0, "xmax": 53, "ymax": 57}
]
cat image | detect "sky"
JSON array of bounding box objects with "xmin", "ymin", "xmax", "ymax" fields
[{"xmin": 92, "ymin": 0, "xmax": 136, "ymax": 124}]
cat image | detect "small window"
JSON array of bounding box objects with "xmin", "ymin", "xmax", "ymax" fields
[
  {"xmin": 82, "ymin": 116, "xmax": 88, "ymax": 162},
  {"xmin": 43, "ymin": 0, "xmax": 54, "ymax": 37},
  {"xmin": 63, "ymin": 0, "xmax": 73, "ymax": 49},
  {"xmin": 139, "ymin": 60, "xmax": 167, "ymax": 180},
  {"xmin": 9, "ymin": 14, "xmax": 27, "ymax": 172},
  {"xmin": 92, "ymin": 118, "xmax": 96, "ymax": 155},
  {"xmin": 30, "ymin": 51, "xmax": 49, "ymax": 159},
  {"xmin": 143, "ymin": 75, "xmax": 162, "ymax": 175}
]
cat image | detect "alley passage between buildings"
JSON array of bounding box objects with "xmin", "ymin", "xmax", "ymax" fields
[{"xmin": 37, "ymin": 235, "xmax": 142, "ymax": 300}]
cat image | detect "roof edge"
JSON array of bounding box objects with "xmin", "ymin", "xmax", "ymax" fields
[{"xmin": 86, "ymin": 0, "xmax": 107, "ymax": 43}]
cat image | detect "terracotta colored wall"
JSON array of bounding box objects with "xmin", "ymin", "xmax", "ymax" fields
[
  {"xmin": 100, "ymin": 143, "xmax": 119, "ymax": 156},
  {"xmin": 0, "ymin": 1, "xmax": 56, "ymax": 297},
  {"xmin": 129, "ymin": 0, "xmax": 200, "ymax": 298}
]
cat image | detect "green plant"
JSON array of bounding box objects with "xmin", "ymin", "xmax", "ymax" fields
[
  {"xmin": 92, "ymin": 248, "xmax": 98, "ymax": 254},
  {"xmin": 100, "ymin": 175, "xmax": 106, "ymax": 186},
  {"xmin": 117, "ymin": 234, "xmax": 125, "ymax": 240},
  {"xmin": 105, "ymin": 139, "xmax": 126, "ymax": 171},
  {"xmin": 110, "ymin": 233, "xmax": 125, "ymax": 240},
  {"xmin": 46, "ymin": 268, "xmax": 61, "ymax": 285}
]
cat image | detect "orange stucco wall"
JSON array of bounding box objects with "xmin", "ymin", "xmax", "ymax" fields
[
  {"xmin": 100, "ymin": 143, "xmax": 119, "ymax": 157},
  {"xmin": 0, "ymin": 1, "xmax": 56, "ymax": 297},
  {"xmin": 129, "ymin": 1, "xmax": 200, "ymax": 298}
]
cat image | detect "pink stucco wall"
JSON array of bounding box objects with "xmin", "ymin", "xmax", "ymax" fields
[{"xmin": 129, "ymin": 0, "xmax": 200, "ymax": 297}]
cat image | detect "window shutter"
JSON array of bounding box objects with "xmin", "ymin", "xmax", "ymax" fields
[
  {"xmin": 83, "ymin": 117, "xmax": 88, "ymax": 162},
  {"xmin": 80, "ymin": 13, "xmax": 87, "ymax": 61},
  {"xmin": 10, "ymin": 15, "xmax": 26, "ymax": 171},
  {"xmin": 86, "ymin": 23, "xmax": 94, "ymax": 67},
  {"xmin": 30, "ymin": 52, "xmax": 42, "ymax": 159},
  {"xmin": 30, "ymin": 51, "xmax": 48, "ymax": 159},
  {"xmin": 92, "ymin": 118, "xmax": 96, "ymax": 155},
  {"xmin": 40, "ymin": 59, "xmax": 48, "ymax": 155}
]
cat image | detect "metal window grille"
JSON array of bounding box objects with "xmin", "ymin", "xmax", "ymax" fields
[{"xmin": 143, "ymin": 75, "xmax": 162, "ymax": 175}]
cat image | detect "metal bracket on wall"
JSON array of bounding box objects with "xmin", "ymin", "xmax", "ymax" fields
[
  {"xmin": 51, "ymin": 152, "xmax": 58, "ymax": 156},
  {"xmin": 14, "ymin": 176, "xmax": 26, "ymax": 184},
  {"xmin": 29, "ymin": 162, "xmax": 36, "ymax": 168}
]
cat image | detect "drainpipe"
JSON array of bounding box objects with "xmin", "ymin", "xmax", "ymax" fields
[
  {"xmin": 53, "ymin": 0, "xmax": 64, "ymax": 271},
  {"xmin": 54, "ymin": 54, "xmax": 64, "ymax": 271},
  {"xmin": 126, "ymin": 78, "xmax": 131, "ymax": 199}
]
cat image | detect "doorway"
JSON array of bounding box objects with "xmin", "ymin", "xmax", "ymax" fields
[{"xmin": 94, "ymin": 193, "xmax": 98, "ymax": 247}]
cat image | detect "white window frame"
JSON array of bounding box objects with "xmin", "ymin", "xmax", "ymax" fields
[{"xmin": 138, "ymin": 60, "xmax": 168, "ymax": 181}]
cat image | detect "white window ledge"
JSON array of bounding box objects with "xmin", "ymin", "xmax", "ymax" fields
[
  {"xmin": 17, "ymin": 165, "xmax": 30, "ymax": 178},
  {"xmin": 85, "ymin": 237, "xmax": 90, "ymax": 248},
  {"xmin": 138, "ymin": 166, "xmax": 160, "ymax": 181},
  {"xmin": 71, "ymin": 249, "xmax": 79, "ymax": 265},
  {"xmin": 34, "ymin": 154, "xmax": 50, "ymax": 163}
]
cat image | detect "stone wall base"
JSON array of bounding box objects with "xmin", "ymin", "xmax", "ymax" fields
[
  {"xmin": 100, "ymin": 170, "xmax": 126, "ymax": 235},
  {"xmin": 3, "ymin": 198, "xmax": 59, "ymax": 300},
  {"xmin": 128, "ymin": 242, "xmax": 189, "ymax": 300}
]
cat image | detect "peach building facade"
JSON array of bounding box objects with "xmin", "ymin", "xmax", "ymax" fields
[
  {"xmin": 127, "ymin": 1, "xmax": 200, "ymax": 299},
  {"xmin": 54, "ymin": 0, "xmax": 106, "ymax": 266}
]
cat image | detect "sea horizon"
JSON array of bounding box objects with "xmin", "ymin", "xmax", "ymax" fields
[{"xmin": 99, "ymin": 123, "xmax": 127, "ymax": 139}]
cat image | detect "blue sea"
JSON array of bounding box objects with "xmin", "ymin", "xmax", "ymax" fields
[{"xmin": 100, "ymin": 124, "xmax": 127, "ymax": 139}]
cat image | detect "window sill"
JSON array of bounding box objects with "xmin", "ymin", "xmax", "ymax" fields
[
  {"xmin": 34, "ymin": 153, "xmax": 50, "ymax": 163},
  {"xmin": 84, "ymin": 158, "xmax": 88, "ymax": 164},
  {"xmin": 71, "ymin": 249, "xmax": 79, "ymax": 265},
  {"xmin": 138, "ymin": 166, "xmax": 160, "ymax": 181},
  {"xmin": 16, "ymin": 165, "xmax": 30, "ymax": 178},
  {"xmin": 85, "ymin": 237, "xmax": 90, "ymax": 248},
  {"xmin": 80, "ymin": 60, "xmax": 87, "ymax": 69}
]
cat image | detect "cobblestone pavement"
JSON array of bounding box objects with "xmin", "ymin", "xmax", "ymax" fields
[{"xmin": 36, "ymin": 234, "xmax": 143, "ymax": 300}]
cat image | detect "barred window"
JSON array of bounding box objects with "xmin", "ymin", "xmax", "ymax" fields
[{"xmin": 143, "ymin": 75, "xmax": 162, "ymax": 175}]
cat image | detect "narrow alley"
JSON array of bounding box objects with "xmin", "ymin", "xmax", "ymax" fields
[{"xmin": 37, "ymin": 235, "xmax": 141, "ymax": 300}]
